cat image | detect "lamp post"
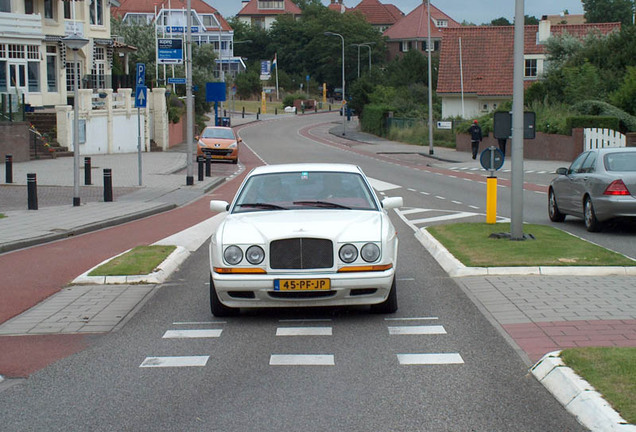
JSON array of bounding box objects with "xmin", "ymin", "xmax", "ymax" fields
[
  {"xmin": 63, "ymin": 33, "xmax": 89, "ymax": 207},
  {"xmin": 360, "ymin": 42, "xmax": 375, "ymax": 71},
  {"xmin": 426, "ymin": 0, "xmax": 434, "ymax": 156},
  {"xmin": 324, "ymin": 31, "xmax": 345, "ymax": 136}
]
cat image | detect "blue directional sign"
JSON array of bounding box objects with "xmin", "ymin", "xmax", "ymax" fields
[
  {"xmin": 135, "ymin": 85, "xmax": 147, "ymax": 108},
  {"xmin": 157, "ymin": 39, "xmax": 183, "ymax": 65},
  {"xmin": 136, "ymin": 63, "xmax": 145, "ymax": 86},
  {"xmin": 168, "ymin": 77, "xmax": 186, "ymax": 85}
]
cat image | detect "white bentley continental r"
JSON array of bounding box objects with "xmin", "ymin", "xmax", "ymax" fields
[{"xmin": 208, "ymin": 163, "xmax": 403, "ymax": 317}]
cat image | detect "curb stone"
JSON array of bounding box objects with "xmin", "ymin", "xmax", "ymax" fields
[{"xmin": 532, "ymin": 352, "xmax": 636, "ymax": 432}]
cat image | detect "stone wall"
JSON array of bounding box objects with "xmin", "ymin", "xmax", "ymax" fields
[
  {"xmin": 0, "ymin": 123, "xmax": 30, "ymax": 162},
  {"xmin": 456, "ymin": 128, "xmax": 585, "ymax": 162}
]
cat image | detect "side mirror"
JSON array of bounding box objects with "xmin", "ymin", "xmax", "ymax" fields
[
  {"xmin": 381, "ymin": 196, "xmax": 403, "ymax": 210},
  {"xmin": 556, "ymin": 167, "xmax": 568, "ymax": 175},
  {"xmin": 210, "ymin": 200, "xmax": 230, "ymax": 213},
  {"xmin": 238, "ymin": 138, "xmax": 243, "ymax": 143},
  {"xmin": 195, "ymin": 136, "xmax": 200, "ymax": 141}
]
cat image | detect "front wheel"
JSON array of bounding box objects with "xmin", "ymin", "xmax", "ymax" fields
[
  {"xmin": 548, "ymin": 189, "xmax": 566, "ymax": 222},
  {"xmin": 370, "ymin": 278, "xmax": 398, "ymax": 314},
  {"xmin": 584, "ymin": 197, "xmax": 602, "ymax": 232},
  {"xmin": 210, "ymin": 274, "xmax": 239, "ymax": 317}
]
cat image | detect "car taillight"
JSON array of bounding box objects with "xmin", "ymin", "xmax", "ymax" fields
[{"xmin": 603, "ymin": 179, "xmax": 631, "ymax": 196}]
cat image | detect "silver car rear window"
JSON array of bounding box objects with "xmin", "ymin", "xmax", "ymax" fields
[{"xmin": 604, "ymin": 152, "xmax": 636, "ymax": 172}]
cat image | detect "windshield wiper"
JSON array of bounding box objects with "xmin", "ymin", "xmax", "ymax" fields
[
  {"xmin": 236, "ymin": 202, "xmax": 288, "ymax": 210},
  {"xmin": 293, "ymin": 200, "xmax": 351, "ymax": 209}
]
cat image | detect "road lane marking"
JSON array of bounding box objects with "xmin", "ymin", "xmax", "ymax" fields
[
  {"xmin": 397, "ymin": 353, "xmax": 464, "ymax": 365},
  {"xmin": 388, "ymin": 325, "xmax": 447, "ymax": 335},
  {"xmin": 276, "ymin": 327, "xmax": 332, "ymax": 336},
  {"xmin": 279, "ymin": 319, "xmax": 332, "ymax": 323},
  {"xmin": 410, "ymin": 211, "xmax": 477, "ymax": 224},
  {"xmin": 140, "ymin": 356, "xmax": 209, "ymax": 368},
  {"xmin": 385, "ymin": 317, "xmax": 439, "ymax": 321},
  {"xmin": 172, "ymin": 321, "xmax": 226, "ymax": 325},
  {"xmin": 162, "ymin": 329, "xmax": 222, "ymax": 338},
  {"xmin": 270, "ymin": 354, "xmax": 335, "ymax": 366},
  {"xmin": 367, "ymin": 178, "xmax": 401, "ymax": 191},
  {"xmin": 400, "ymin": 208, "xmax": 435, "ymax": 215}
]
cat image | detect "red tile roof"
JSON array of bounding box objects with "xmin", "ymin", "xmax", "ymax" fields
[
  {"xmin": 237, "ymin": 0, "xmax": 301, "ymax": 16},
  {"xmin": 383, "ymin": 1, "xmax": 460, "ymax": 40},
  {"xmin": 112, "ymin": 0, "xmax": 231, "ymax": 30},
  {"xmin": 437, "ymin": 22, "xmax": 621, "ymax": 97},
  {"xmin": 350, "ymin": 0, "xmax": 403, "ymax": 26},
  {"xmin": 327, "ymin": 0, "xmax": 347, "ymax": 13}
]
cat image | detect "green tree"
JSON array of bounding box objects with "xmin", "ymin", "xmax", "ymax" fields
[
  {"xmin": 235, "ymin": 69, "xmax": 261, "ymax": 99},
  {"xmin": 490, "ymin": 17, "xmax": 511, "ymax": 26},
  {"xmin": 562, "ymin": 62, "xmax": 605, "ymax": 104},
  {"xmin": 111, "ymin": 18, "xmax": 156, "ymax": 85},
  {"xmin": 582, "ymin": 0, "xmax": 635, "ymax": 25},
  {"xmin": 525, "ymin": 15, "xmax": 540, "ymax": 25},
  {"xmin": 610, "ymin": 66, "xmax": 636, "ymax": 114}
]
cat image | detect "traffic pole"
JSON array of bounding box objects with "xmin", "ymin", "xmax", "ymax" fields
[{"xmin": 486, "ymin": 177, "xmax": 497, "ymax": 224}]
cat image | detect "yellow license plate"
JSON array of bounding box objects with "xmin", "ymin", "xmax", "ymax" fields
[{"xmin": 274, "ymin": 279, "xmax": 331, "ymax": 291}]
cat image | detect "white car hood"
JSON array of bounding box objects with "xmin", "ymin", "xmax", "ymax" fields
[{"xmin": 218, "ymin": 210, "xmax": 383, "ymax": 244}]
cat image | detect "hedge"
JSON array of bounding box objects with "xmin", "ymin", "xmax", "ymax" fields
[
  {"xmin": 360, "ymin": 104, "xmax": 394, "ymax": 136},
  {"xmin": 566, "ymin": 116, "xmax": 620, "ymax": 133}
]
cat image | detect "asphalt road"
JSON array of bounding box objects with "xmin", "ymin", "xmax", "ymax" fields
[{"xmin": 0, "ymin": 113, "xmax": 599, "ymax": 430}]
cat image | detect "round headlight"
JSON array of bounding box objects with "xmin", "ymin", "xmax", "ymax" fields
[
  {"xmin": 361, "ymin": 243, "xmax": 380, "ymax": 262},
  {"xmin": 223, "ymin": 245, "xmax": 243, "ymax": 265},
  {"xmin": 245, "ymin": 245, "xmax": 265, "ymax": 264},
  {"xmin": 339, "ymin": 244, "xmax": 358, "ymax": 263}
]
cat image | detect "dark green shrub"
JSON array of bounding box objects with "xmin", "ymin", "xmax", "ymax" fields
[
  {"xmin": 361, "ymin": 104, "xmax": 393, "ymax": 136},
  {"xmin": 572, "ymin": 100, "xmax": 636, "ymax": 133},
  {"xmin": 282, "ymin": 93, "xmax": 305, "ymax": 108},
  {"xmin": 566, "ymin": 116, "xmax": 620, "ymax": 132}
]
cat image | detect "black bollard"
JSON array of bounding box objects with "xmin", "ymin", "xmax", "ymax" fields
[
  {"xmin": 242, "ymin": 107, "xmax": 245, "ymax": 118},
  {"xmin": 103, "ymin": 168, "xmax": 113, "ymax": 202},
  {"xmin": 27, "ymin": 173, "xmax": 38, "ymax": 210},
  {"xmin": 275, "ymin": 107, "xmax": 277, "ymax": 115},
  {"xmin": 205, "ymin": 154, "xmax": 211, "ymax": 177},
  {"xmin": 223, "ymin": 109, "xmax": 226, "ymax": 117},
  {"xmin": 84, "ymin": 157, "xmax": 92, "ymax": 185},
  {"xmin": 315, "ymin": 106, "xmax": 318, "ymax": 113},
  {"xmin": 5, "ymin": 154, "xmax": 13, "ymax": 183},
  {"xmin": 198, "ymin": 156, "xmax": 204, "ymax": 181}
]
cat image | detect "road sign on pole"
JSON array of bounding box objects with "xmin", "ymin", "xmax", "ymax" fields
[
  {"xmin": 135, "ymin": 85, "xmax": 147, "ymax": 108},
  {"xmin": 136, "ymin": 63, "xmax": 146, "ymax": 87}
]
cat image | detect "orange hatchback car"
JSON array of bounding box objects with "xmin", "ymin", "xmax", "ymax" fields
[{"xmin": 197, "ymin": 126, "xmax": 240, "ymax": 164}]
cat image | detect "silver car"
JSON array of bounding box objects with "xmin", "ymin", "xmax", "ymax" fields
[{"xmin": 548, "ymin": 147, "xmax": 636, "ymax": 232}]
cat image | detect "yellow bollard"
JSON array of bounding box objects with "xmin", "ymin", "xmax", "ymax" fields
[{"xmin": 486, "ymin": 176, "xmax": 497, "ymax": 224}]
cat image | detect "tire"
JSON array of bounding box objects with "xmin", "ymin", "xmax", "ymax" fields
[
  {"xmin": 232, "ymin": 158, "xmax": 238, "ymax": 165},
  {"xmin": 370, "ymin": 278, "xmax": 398, "ymax": 314},
  {"xmin": 548, "ymin": 189, "xmax": 566, "ymax": 222},
  {"xmin": 210, "ymin": 274, "xmax": 239, "ymax": 317},
  {"xmin": 584, "ymin": 197, "xmax": 602, "ymax": 232}
]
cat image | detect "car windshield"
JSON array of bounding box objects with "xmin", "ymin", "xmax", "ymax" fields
[
  {"xmin": 604, "ymin": 152, "xmax": 636, "ymax": 172},
  {"xmin": 201, "ymin": 128, "xmax": 235, "ymax": 140},
  {"xmin": 233, "ymin": 171, "xmax": 378, "ymax": 213}
]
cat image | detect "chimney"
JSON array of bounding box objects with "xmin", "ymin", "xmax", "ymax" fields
[{"xmin": 538, "ymin": 16, "xmax": 551, "ymax": 43}]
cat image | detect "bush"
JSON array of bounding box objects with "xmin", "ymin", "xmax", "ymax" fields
[
  {"xmin": 282, "ymin": 93, "xmax": 305, "ymax": 108},
  {"xmin": 573, "ymin": 100, "xmax": 636, "ymax": 133},
  {"xmin": 566, "ymin": 116, "xmax": 620, "ymax": 133},
  {"xmin": 361, "ymin": 104, "xmax": 393, "ymax": 136}
]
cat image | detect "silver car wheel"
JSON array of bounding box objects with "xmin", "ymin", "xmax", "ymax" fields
[{"xmin": 584, "ymin": 197, "xmax": 601, "ymax": 232}]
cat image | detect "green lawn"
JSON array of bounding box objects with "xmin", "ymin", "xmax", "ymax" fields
[
  {"xmin": 88, "ymin": 245, "xmax": 176, "ymax": 276},
  {"xmin": 427, "ymin": 222, "xmax": 635, "ymax": 267},
  {"xmin": 561, "ymin": 348, "xmax": 636, "ymax": 424}
]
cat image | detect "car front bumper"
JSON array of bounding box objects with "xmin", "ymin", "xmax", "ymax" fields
[{"xmin": 211, "ymin": 268, "xmax": 396, "ymax": 309}]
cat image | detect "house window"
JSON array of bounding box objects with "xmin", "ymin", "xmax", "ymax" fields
[
  {"xmin": 124, "ymin": 14, "xmax": 150, "ymax": 25},
  {"xmin": 401, "ymin": 41, "xmax": 412, "ymax": 52},
  {"xmin": 92, "ymin": 47, "xmax": 106, "ymax": 89},
  {"xmin": 0, "ymin": 0, "xmax": 10, "ymax": 13},
  {"xmin": 44, "ymin": 0, "xmax": 54, "ymax": 19},
  {"xmin": 252, "ymin": 17, "xmax": 265, "ymax": 29},
  {"xmin": 25, "ymin": 0, "xmax": 34, "ymax": 14},
  {"xmin": 525, "ymin": 59, "xmax": 538, "ymax": 77},
  {"xmin": 46, "ymin": 45, "xmax": 57, "ymax": 92},
  {"xmin": 64, "ymin": 0, "xmax": 72, "ymax": 19},
  {"xmin": 202, "ymin": 15, "xmax": 218, "ymax": 28},
  {"xmin": 436, "ymin": 19, "xmax": 448, "ymax": 27},
  {"xmin": 66, "ymin": 61, "xmax": 81, "ymax": 92},
  {"xmin": 90, "ymin": 0, "xmax": 104, "ymax": 26},
  {"xmin": 258, "ymin": 1, "xmax": 284, "ymax": 10}
]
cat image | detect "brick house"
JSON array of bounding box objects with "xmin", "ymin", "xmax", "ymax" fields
[
  {"xmin": 237, "ymin": 0, "xmax": 301, "ymax": 30},
  {"xmin": 436, "ymin": 19, "xmax": 621, "ymax": 119}
]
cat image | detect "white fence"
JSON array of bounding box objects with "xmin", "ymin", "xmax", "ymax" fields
[{"xmin": 584, "ymin": 128, "xmax": 626, "ymax": 150}]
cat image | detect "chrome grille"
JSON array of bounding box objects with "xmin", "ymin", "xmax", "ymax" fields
[{"xmin": 270, "ymin": 238, "xmax": 333, "ymax": 269}]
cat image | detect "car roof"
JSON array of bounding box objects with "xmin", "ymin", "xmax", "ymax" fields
[
  {"xmin": 203, "ymin": 126, "xmax": 233, "ymax": 131},
  {"xmin": 248, "ymin": 163, "xmax": 364, "ymax": 175},
  {"xmin": 594, "ymin": 147, "xmax": 636, "ymax": 154}
]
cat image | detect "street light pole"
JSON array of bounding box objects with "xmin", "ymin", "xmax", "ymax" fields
[
  {"xmin": 360, "ymin": 43, "xmax": 374, "ymax": 71},
  {"xmin": 427, "ymin": 0, "xmax": 434, "ymax": 156},
  {"xmin": 62, "ymin": 33, "xmax": 89, "ymax": 207},
  {"xmin": 325, "ymin": 32, "xmax": 346, "ymax": 136},
  {"xmin": 185, "ymin": 0, "xmax": 194, "ymax": 186}
]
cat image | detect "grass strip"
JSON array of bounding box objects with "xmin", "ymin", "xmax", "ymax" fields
[
  {"xmin": 427, "ymin": 223, "xmax": 635, "ymax": 267},
  {"xmin": 89, "ymin": 245, "xmax": 176, "ymax": 276},
  {"xmin": 561, "ymin": 347, "xmax": 636, "ymax": 424}
]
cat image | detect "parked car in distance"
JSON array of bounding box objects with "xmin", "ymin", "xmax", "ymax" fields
[
  {"xmin": 548, "ymin": 147, "xmax": 636, "ymax": 232},
  {"xmin": 208, "ymin": 163, "xmax": 403, "ymax": 317},
  {"xmin": 196, "ymin": 126, "xmax": 240, "ymax": 164}
]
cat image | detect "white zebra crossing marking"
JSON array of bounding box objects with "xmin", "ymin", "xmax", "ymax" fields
[
  {"xmin": 270, "ymin": 354, "xmax": 335, "ymax": 366},
  {"xmin": 388, "ymin": 325, "xmax": 447, "ymax": 335},
  {"xmin": 410, "ymin": 211, "xmax": 478, "ymax": 225},
  {"xmin": 140, "ymin": 356, "xmax": 209, "ymax": 368},
  {"xmin": 397, "ymin": 353, "xmax": 464, "ymax": 365},
  {"xmin": 276, "ymin": 327, "xmax": 332, "ymax": 336},
  {"xmin": 162, "ymin": 329, "xmax": 222, "ymax": 339}
]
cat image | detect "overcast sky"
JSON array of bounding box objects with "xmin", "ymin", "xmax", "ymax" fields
[{"xmin": 213, "ymin": 1, "xmax": 585, "ymax": 24}]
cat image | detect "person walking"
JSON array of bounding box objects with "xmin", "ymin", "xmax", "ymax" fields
[{"xmin": 469, "ymin": 120, "xmax": 482, "ymax": 160}]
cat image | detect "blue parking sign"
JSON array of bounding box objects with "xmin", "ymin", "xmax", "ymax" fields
[{"xmin": 136, "ymin": 63, "xmax": 146, "ymax": 86}]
